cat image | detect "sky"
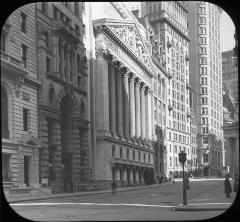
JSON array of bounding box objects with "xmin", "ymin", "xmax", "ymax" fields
[{"xmin": 123, "ymin": 2, "xmax": 235, "ymax": 52}]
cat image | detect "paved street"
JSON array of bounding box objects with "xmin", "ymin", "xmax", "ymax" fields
[{"xmin": 9, "ymin": 179, "xmax": 236, "ymax": 221}]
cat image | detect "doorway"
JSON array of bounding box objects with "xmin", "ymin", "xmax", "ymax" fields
[
  {"xmin": 24, "ymin": 156, "xmax": 30, "ymax": 186},
  {"xmin": 203, "ymin": 167, "xmax": 209, "ymax": 176}
]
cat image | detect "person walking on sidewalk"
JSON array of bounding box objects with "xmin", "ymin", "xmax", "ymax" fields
[
  {"xmin": 111, "ymin": 180, "xmax": 117, "ymax": 195},
  {"xmin": 224, "ymin": 174, "xmax": 232, "ymax": 198},
  {"xmin": 233, "ymin": 174, "xmax": 239, "ymax": 194}
]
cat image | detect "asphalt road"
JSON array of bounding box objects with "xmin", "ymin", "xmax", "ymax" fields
[{"xmin": 9, "ymin": 179, "xmax": 236, "ymax": 221}]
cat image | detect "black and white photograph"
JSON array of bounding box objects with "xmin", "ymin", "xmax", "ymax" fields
[{"xmin": 1, "ymin": 1, "xmax": 239, "ymax": 221}]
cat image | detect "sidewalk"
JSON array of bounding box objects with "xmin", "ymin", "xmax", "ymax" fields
[
  {"xmin": 173, "ymin": 202, "xmax": 233, "ymax": 211},
  {"xmin": 6, "ymin": 181, "xmax": 177, "ymax": 203}
]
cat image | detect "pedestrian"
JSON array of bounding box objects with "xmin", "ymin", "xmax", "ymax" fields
[
  {"xmin": 184, "ymin": 174, "xmax": 190, "ymax": 191},
  {"xmin": 233, "ymin": 174, "xmax": 239, "ymax": 194},
  {"xmin": 111, "ymin": 180, "xmax": 116, "ymax": 195},
  {"xmin": 224, "ymin": 174, "xmax": 232, "ymax": 198}
]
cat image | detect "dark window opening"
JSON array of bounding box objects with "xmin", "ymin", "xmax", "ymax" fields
[
  {"xmin": 23, "ymin": 108, "xmax": 29, "ymax": 131},
  {"xmin": 21, "ymin": 44, "xmax": 27, "ymax": 68},
  {"xmin": 21, "ymin": 12, "xmax": 27, "ymax": 33}
]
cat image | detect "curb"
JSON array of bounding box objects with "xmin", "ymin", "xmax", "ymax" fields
[
  {"xmin": 7, "ymin": 182, "xmax": 178, "ymax": 203},
  {"xmin": 173, "ymin": 206, "xmax": 229, "ymax": 211}
]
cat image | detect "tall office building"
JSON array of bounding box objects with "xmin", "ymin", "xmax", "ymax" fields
[
  {"xmin": 36, "ymin": 2, "xmax": 90, "ymax": 193},
  {"xmin": 142, "ymin": 2, "xmax": 192, "ymax": 177},
  {"xmin": 188, "ymin": 1, "xmax": 224, "ymax": 176},
  {"xmin": 1, "ymin": 4, "xmax": 41, "ymax": 192}
]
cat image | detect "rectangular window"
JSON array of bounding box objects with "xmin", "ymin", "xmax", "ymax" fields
[
  {"xmin": 46, "ymin": 57, "xmax": 51, "ymax": 73},
  {"xmin": 21, "ymin": 12, "xmax": 27, "ymax": 33},
  {"xmin": 21, "ymin": 44, "xmax": 27, "ymax": 68},
  {"xmin": 23, "ymin": 108, "xmax": 29, "ymax": 131}
]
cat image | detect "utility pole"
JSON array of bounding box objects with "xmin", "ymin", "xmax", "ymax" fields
[{"xmin": 179, "ymin": 151, "xmax": 187, "ymax": 205}]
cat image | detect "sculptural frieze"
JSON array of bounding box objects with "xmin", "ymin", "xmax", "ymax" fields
[{"xmin": 108, "ymin": 24, "xmax": 152, "ymax": 69}]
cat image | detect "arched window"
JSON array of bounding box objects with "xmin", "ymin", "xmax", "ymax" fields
[{"xmin": 1, "ymin": 87, "xmax": 9, "ymax": 138}]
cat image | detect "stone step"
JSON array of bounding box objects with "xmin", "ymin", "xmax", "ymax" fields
[{"xmin": 3, "ymin": 182, "xmax": 16, "ymax": 189}]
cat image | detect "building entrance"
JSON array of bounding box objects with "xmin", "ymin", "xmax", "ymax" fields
[
  {"xmin": 24, "ymin": 156, "xmax": 30, "ymax": 186},
  {"xmin": 2, "ymin": 154, "xmax": 10, "ymax": 181}
]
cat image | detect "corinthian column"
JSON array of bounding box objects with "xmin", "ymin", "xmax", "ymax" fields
[
  {"xmin": 108, "ymin": 55, "xmax": 116, "ymax": 137},
  {"xmin": 52, "ymin": 36, "xmax": 59, "ymax": 75},
  {"xmin": 95, "ymin": 46, "xmax": 110, "ymax": 135},
  {"xmin": 122, "ymin": 67, "xmax": 130, "ymax": 139},
  {"xmin": 115, "ymin": 61, "xmax": 123, "ymax": 138},
  {"xmin": 135, "ymin": 78, "xmax": 141, "ymax": 139},
  {"xmin": 66, "ymin": 47, "xmax": 71, "ymax": 83},
  {"xmin": 140, "ymin": 83, "xmax": 146, "ymax": 140},
  {"xmin": 129, "ymin": 73, "xmax": 136, "ymax": 138}
]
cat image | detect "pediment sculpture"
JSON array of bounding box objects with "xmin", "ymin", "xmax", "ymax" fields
[{"xmin": 108, "ymin": 24, "xmax": 152, "ymax": 69}]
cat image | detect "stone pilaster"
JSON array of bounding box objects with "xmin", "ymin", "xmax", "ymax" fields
[
  {"xmin": 59, "ymin": 42, "xmax": 64, "ymax": 80},
  {"xmin": 52, "ymin": 36, "xmax": 59, "ymax": 75},
  {"xmin": 74, "ymin": 51, "xmax": 78, "ymax": 86},
  {"xmin": 66, "ymin": 47, "xmax": 71, "ymax": 83},
  {"xmin": 72, "ymin": 126, "xmax": 81, "ymax": 183},
  {"xmin": 39, "ymin": 117, "xmax": 49, "ymax": 180},
  {"xmin": 129, "ymin": 74, "xmax": 136, "ymax": 138},
  {"xmin": 52, "ymin": 119, "xmax": 62, "ymax": 182}
]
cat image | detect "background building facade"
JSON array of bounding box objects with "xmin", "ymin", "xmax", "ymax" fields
[
  {"xmin": 1, "ymin": 4, "xmax": 41, "ymax": 192},
  {"xmin": 142, "ymin": 1, "xmax": 192, "ymax": 177},
  {"xmin": 36, "ymin": 2, "xmax": 90, "ymax": 193},
  {"xmin": 188, "ymin": 1, "xmax": 224, "ymax": 176}
]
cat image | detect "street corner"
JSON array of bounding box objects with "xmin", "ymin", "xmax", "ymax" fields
[{"xmin": 173, "ymin": 203, "xmax": 232, "ymax": 211}]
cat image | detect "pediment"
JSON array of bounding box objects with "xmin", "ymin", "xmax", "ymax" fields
[
  {"xmin": 106, "ymin": 21, "xmax": 154, "ymax": 73},
  {"xmin": 93, "ymin": 19, "xmax": 155, "ymax": 76},
  {"xmin": 18, "ymin": 133, "xmax": 41, "ymax": 148}
]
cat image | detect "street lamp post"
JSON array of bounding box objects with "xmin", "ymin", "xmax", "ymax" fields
[{"xmin": 179, "ymin": 151, "xmax": 187, "ymax": 205}]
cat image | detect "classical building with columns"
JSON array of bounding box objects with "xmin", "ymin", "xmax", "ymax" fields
[
  {"xmin": 36, "ymin": 2, "xmax": 90, "ymax": 193},
  {"xmin": 1, "ymin": 4, "xmax": 41, "ymax": 193},
  {"xmin": 86, "ymin": 2, "xmax": 156, "ymax": 188}
]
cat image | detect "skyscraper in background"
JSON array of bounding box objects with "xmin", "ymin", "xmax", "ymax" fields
[
  {"xmin": 142, "ymin": 2, "xmax": 193, "ymax": 177},
  {"xmin": 188, "ymin": 1, "xmax": 224, "ymax": 176}
]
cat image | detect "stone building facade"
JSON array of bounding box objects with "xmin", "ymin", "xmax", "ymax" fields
[
  {"xmin": 142, "ymin": 2, "xmax": 192, "ymax": 177},
  {"xmin": 188, "ymin": 2, "xmax": 224, "ymax": 176},
  {"xmin": 1, "ymin": 4, "xmax": 41, "ymax": 191},
  {"xmin": 35, "ymin": 2, "xmax": 90, "ymax": 193},
  {"xmin": 139, "ymin": 16, "xmax": 169, "ymax": 180},
  {"xmin": 86, "ymin": 2, "xmax": 156, "ymax": 189}
]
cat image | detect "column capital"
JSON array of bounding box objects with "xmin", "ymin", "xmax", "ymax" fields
[
  {"xmin": 95, "ymin": 45, "xmax": 109, "ymax": 58},
  {"xmin": 129, "ymin": 72, "xmax": 137, "ymax": 81},
  {"xmin": 140, "ymin": 82, "xmax": 146, "ymax": 91},
  {"xmin": 135, "ymin": 78, "xmax": 141, "ymax": 87}
]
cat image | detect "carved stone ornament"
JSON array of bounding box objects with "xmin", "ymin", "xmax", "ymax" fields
[
  {"xmin": 95, "ymin": 45, "xmax": 109, "ymax": 58},
  {"xmin": 15, "ymin": 76, "xmax": 24, "ymax": 97},
  {"xmin": 108, "ymin": 24, "xmax": 151, "ymax": 69}
]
